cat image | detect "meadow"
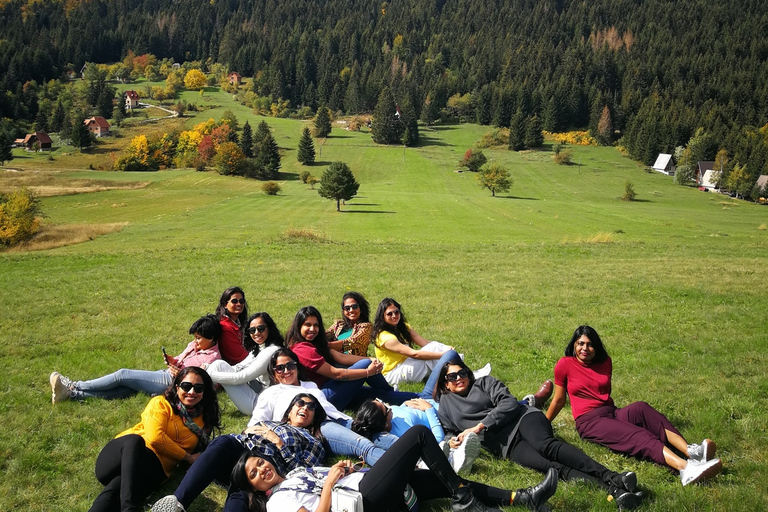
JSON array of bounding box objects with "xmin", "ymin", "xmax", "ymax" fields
[{"xmin": 1, "ymin": 87, "xmax": 767, "ymax": 511}]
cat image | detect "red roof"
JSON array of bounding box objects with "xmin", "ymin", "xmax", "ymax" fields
[
  {"xmin": 22, "ymin": 132, "xmax": 52, "ymax": 145},
  {"xmin": 85, "ymin": 116, "xmax": 111, "ymax": 128},
  {"xmin": 125, "ymin": 90, "xmax": 140, "ymax": 99},
  {"xmin": 229, "ymin": 72, "xmax": 241, "ymax": 78}
]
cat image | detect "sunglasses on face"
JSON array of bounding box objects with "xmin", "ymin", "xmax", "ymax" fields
[
  {"xmin": 248, "ymin": 325, "xmax": 268, "ymax": 334},
  {"xmin": 385, "ymin": 309, "xmax": 400, "ymax": 318},
  {"xmin": 374, "ymin": 398, "xmax": 391, "ymax": 415},
  {"xmin": 343, "ymin": 304, "xmax": 360, "ymax": 312},
  {"xmin": 178, "ymin": 382, "xmax": 205, "ymax": 393},
  {"xmin": 274, "ymin": 361, "xmax": 298, "ymax": 374},
  {"xmin": 229, "ymin": 298, "xmax": 245, "ymax": 305},
  {"xmin": 445, "ymin": 369, "xmax": 470, "ymax": 382},
  {"xmin": 294, "ymin": 398, "xmax": 318, "ymax": 411}
]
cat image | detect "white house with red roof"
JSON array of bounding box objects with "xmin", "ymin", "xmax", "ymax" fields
[
  {"xmin": 125, "ymin": 90, "xmax": 140, "ymax": 110},
  {"xmin": 84, "ymin": 117, "xmax": 111, "ymax": 137}
]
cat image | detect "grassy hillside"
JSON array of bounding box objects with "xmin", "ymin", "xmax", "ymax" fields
[{"xmin": 1, "ymin": 93, "xmax": 767, "ymax": 511}]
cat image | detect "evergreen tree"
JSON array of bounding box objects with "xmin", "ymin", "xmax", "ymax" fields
[
  {"xmin": 252, "ymin": 120, "xmax": 272, "ymax": 158},
  {"xmin": 524, "ymin": 115, "xmax": 544, "ymax": 148},
  {"xmin": 313, "ymin": 105, "xmax": 332, "ymax": 138},
  {"xmin": 34, "ymin": 109, "xmax": 48, "ymax": 132},
  {"xmin": 371, "ymin": 87, "xmax": 403, "ymax": 145},
  {"xmin": 475, "ymin": 85, "xmax": 493, "ymax": 126},
  {"xmin": 400, "ymin": 98, "xmax": 419, "ymax": 147},
  {"xmin": 240, "ymin": 121, "xmax": 254, "ymax": 158},
  {"xmin": 508, "ymin": 110, "xmax": 525, "ymax": 151},
  {"xmin": 297, "ymin": 126, "xmax": 316, "ymax": 165},
  {"xmin": 492, "ymin": 86, "xmax": 513, "ymax": 128},
  {"xmin": 71, "ymin": 118, "xmax": 92, "ymax": 150},
  {"xmin": 254, "ymin": 133, "xmax": 281, "ymax": 179},
  {"xmin": 59, "ymin": 111, "xmax": 72, "ymax": 142},
  {"xmin": 51, "ymin": 102, "xmax": 65, "ymax": 133},
  {"xmin": 97, "ymin": 85, "xmax": 116, "ymax": 119},
  {"xmin": 318, "ymin": 161, "xmax": 360, "ymax": 211},
  {"xmin": 0, "ymin": 132, "xmax": 14, "ymax": 165}
]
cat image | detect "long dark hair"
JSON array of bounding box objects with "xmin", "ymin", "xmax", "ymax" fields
[
  {"xmin": 434, "ymin": 358, "xmax": 476, "ymax": 401},
  {"xmin": 280, "ymin": 393, "xmax": 327, "ymax": 440},
  {"xmin": 243, "ymin": 312, "xmax": 284, "ymax": 355},
  {"xmin": 231, "ymin": 451, "xmax": 273, "ymax": 512},
  {"xmin": 267, "ymin": 348, "xmax": 308, "ymax": 385},
  {"xmin": 350, "ymin": 399, "xmax": 387, "ymax": 439},
  {"xmin": 371, "ymin": 297, "xmax": 412, "ymax": 346},
  {"xmin": 215, "ymin": 286, "xmax": 249, "ymax": 326},
  {"xmin": 340, "ymin": 291, "xmax": 370, "ymax": 328},
  {"xmin": 163, "ymin": 367, "xmax": 222, "ymax": 435},
  {"xmin": 565, "ymin": 325, "xmax": 609, "ymax": 364},
  {"xmin": 285, "ymin": 306, "xmax": 332, "ymax": 361}
]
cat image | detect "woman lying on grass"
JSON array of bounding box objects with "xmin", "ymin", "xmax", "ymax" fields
[
  {"xmin": 371, "ymin": 297, "xmax": 491, "ymax": 393},
  {"xmin": 203, "ymin": 311, "xmax": 285, "ymax": 414},
  {"xmin": 151, "ymin": 392, "xmax": 327, "ymax": 512},
  {"xmin": 325, "ymin": 291, "xmax": 374, "ymax": 356},
  {"xmin": 90, "ymin": 367, "xmax": 221, "ymax": 512},
  {"xmin": 545, "ymin": 325, "xmax": 723, "ymax": 486},
  {"xmin": 436, "ymin": 359, "xmax": 644, "ymax": 510},
  {"xmin": 231, "ymin": 424, "xmax": 558, "ymax": 512},
  {"xmin": 50, "ymin": 314, "xmax": 221, "ymax": 403}
]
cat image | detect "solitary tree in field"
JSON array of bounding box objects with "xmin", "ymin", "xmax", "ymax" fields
[
  {"xmin": 184, "ymin": 69, "xmax": 207, "ymax": 91},
  {"xmin": 318, "ymin": 161, "xmax": 359, "ymax": 211},
  {"xmin": 477, "ymin": 163, "xmax": 513, "ymax": 196},
  {"xmin": 313, "ymin": 106, "xmax": 332, "ymax": 138},
  {"xmin": 461, "ymin": 149, "xmax": 487, "ymax": 172},
  {"xmin": 622, "ymin": 180, "xmax": 637, "ymax": 201},
  {"xmin": 297, "ymin": 127, "xmax": 316, "ymax": 164}
]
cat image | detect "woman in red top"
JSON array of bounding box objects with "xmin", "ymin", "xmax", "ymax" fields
[
  {"xmin": 546, "ymin": 325, "xmax": 722, "ymax": 486},
  {"xmin": 215, "ymin": 286, "xmax": 250, "ymax": 365}
]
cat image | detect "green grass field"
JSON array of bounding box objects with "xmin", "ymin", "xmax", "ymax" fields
[{"xmin": 2, "ymin": 87, "xmax": 767, "ymax": 511}]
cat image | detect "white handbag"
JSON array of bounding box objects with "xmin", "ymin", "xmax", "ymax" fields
[{"xmin": 332, "ymin": 485, "xmax": 363, "ymax": 512}]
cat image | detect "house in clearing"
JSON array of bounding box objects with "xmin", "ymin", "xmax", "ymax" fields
[
  {"xmin": 22, "ymin": 132, "xmax": 53, "ymax": 151},
  {"xmin": 228, "ymin": 72, "xmax": 242, "ymax": 85},
  {"xmin": 84, "ymin": 117, "xmax": 111, "ymax": 137},
  {"xmin": 652, "ymin": 153, "xmax": 674, "ymax": 175},
  {"xmin": 697, "ymin": 161, "xmax": 718, "ymax": 190},
  {"xmin": 125, "ymin": 90, "xmax": 140, "ymax": 110}
]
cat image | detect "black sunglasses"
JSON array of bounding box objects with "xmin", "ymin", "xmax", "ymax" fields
[
  {"xmin": 385, "ymin": 309, "xmax": 401, "ymax": 317},
  {"xmin": 294, "ymin": 398, "xmax": 318, "ymax": 411},
  {"xmin": 343, "ymin": 304, "xmax": 360, "ymax": 312},
  {"xmin": 229, "ymin": 298, "xmax": 245, "ymax": 305},
  {"xmin": 178, "ymin": 382, "xmax": 205, "ymax": 393},
  {"xmin": 445, "ymin": 369, "xmax": 470, "ymax": 382},
  {"xmin": 274, "ymin": 361, "xmax": 298, "ymax": 374},
  {"xmin": 248, "ymin": 325, "xmax": 268, "ymax": 334}
]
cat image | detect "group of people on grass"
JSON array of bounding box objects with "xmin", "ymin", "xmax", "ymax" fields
[{"xmin": 49, "ymin": 287, "xmax": 723, "ymax": 512}]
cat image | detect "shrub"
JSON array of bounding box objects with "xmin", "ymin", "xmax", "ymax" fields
[
  {"xmin": 262, "ymin": 181, "xmax": 282, "ymax": 195},
  {"xmin": 554, "ymin": 148, "xmax": 573, "ymax": 165},
  {"xmin": 622, "ymin": 180, "xmax": 637, "ymax": 201},
  {"xmin": 300, "ymin": 170, "xmax": 311, "ymax": 183},
  {"xmin": 307, "ymin": 176, "xmax": 318, "ymax": 189},
  {"xmin": 0, "ymin": 188, "xmax": 43, "ymax": 247},
  {"xmin": 476, "ymin": 129, "xmax": 509, "ymax": 148}
]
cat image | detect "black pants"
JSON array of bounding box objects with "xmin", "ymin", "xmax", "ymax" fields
[
  {"xmin": 359, "ymin": 425, "xmax": 511, "ymax": 512},
  {"xmin": 509, "ymin": 412, "xmax": 615, "ymax": 488},
  {"xmin": 89, "ymin": 434, "xmax": 167, "ymax": 512}
]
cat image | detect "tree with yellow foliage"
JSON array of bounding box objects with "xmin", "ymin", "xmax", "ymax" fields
[
  {"xmin": 184, "ymin": 69, "xmax": 207, "ymax": 91},
  {"xmin": 0, "ymin": 188, "xmax": 43, "ymax": 247}
]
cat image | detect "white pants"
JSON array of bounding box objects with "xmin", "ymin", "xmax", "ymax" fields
[{"xmin": 383, "ymin": 341, "xmax": 454, "ymax": 386}]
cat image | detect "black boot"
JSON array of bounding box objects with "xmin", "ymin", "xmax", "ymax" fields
[
  {"xmin": 513, "ymin": 468, "xmax": 558, "ymax": 511},
  {"xmin": 452, "ymin": 487, "xmax": 503, "ymax": 512},
  {"xmin": 614, "ymin": 471, "xmax": 638, "ymax": 493},
  {"xmin": 608, "ymin": 484, "xmax": 643, "ymax": 511}
]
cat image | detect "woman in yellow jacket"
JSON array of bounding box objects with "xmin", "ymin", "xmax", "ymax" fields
[{"xmin": 89, "ymin": 366, "xmax": 221, "ymax": 512}]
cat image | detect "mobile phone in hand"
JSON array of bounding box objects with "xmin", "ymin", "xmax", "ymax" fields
[{"xmin": 162, "ymin": 346, "xmax": 169, "ymax": 363}]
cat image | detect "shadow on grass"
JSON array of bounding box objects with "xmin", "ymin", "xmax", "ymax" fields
[
  {"xmin": 341, "ymin": 209, "xmax": 396, "ymax": 214},
  {"xmin": 346, "ymin": 203, "xmax": 380, "ymax": 206},
  {"xmin": 310, "ymin": 161, "xmax": 333, "ymax": 167},
  {"xmin": 276, "ymin": 171, "xmax": 301, "ymax": 181},
  {"xmin": 498, "ymin": 195, "xmax": 539, "ymax": 200},
  {"xmin": 416, "ymin": 135, "xmax": 451, "ymax": 147},
  {"xmin": 327, "ymin": 133, "xmax": 355, "ymax": 139}
]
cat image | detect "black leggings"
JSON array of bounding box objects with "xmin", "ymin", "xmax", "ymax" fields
[
  {"xmin": 89, "ymin": 434, "xmax": 167, "ymax": 512},
  {"xmin": 359, "ymin": 425, "xmax": 511, "ymax": 512},
  {"xmin": 509, "ymin": 412, "xmax": 616, "ymax": 488}
]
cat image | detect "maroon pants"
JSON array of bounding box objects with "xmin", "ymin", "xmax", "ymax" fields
[{"xmin": 575, "ymin": 402, "xmax": 682, "ymax": 465}]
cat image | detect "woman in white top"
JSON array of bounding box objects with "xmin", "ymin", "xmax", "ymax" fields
[{"xmin": 204, "ymin": 312, "xmax": 284, "ymax": 414}]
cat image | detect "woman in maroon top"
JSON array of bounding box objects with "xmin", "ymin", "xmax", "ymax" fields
[
  {"xmin": 546, "ymin": 325, "xmax": 722, "ymax": 486},
  {"xmin": 215, "ymin": 286, "xmax": 250, "ymax": 365}
]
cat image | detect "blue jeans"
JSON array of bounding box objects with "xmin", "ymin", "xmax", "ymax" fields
[
  {"xmin": 322, "ymin": 359, "xmax": 417, "ymax": 410},
  {"xmin": 174, "ymin": 435, "xmax": 250, "ymax": 512},
  {"xmin": 418, "ymin": 349, "xmax": 460, "ymax": 400},
  {"xmin": 322, "ymin": 418, "xmax": 388, "ymax": 465},
  {"xmin": 74, "ymin": 369, "xmax": 171, "ymax": 400}
]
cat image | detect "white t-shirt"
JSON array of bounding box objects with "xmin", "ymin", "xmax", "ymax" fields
[
  {"xmin": 249, "ymin": 381, "xmax": 351, "ymax": 427},
  {"xmin": 267, "ymin": 468, "xmax": 364, "ymax": 512}
]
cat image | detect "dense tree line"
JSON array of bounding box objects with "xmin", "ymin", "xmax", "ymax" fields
[{"xmin": 1, "ymin": 0, "xmax": 767, "ymax": 191}]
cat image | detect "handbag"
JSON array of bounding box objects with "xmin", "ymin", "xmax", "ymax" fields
[{"xmin": 332, "ymin": 485, "xmax": 363, "ymax": 512}]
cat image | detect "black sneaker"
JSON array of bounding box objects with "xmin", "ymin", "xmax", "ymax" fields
[
  {"xmin": 452, "ymin": 487, "xmax": 502, "ymax": 512},
  {"xmin": 513, "ymin": 468, "xmax": 558, "ymax": 511},
  {"xmin": 608, "ymin": 485, "xmax": 643, "ymax": 511}
]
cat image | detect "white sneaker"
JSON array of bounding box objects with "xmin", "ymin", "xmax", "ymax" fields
[
  {"xmin": 680, "ymin": 458, "xmax": 722, "ymax": 486},
  {"xmin": 151, "ymin": 495, "xmax": 186, "ymax": 512},
  {"xmin": 451, "ymin": 432, "xmax": 481, "ymax": 474},
  {"xmin": 473, "ymin": 363, "xmax": 491, "ymax": 379},
  {"xmin": 50, "ymin": 372, "xmax": 71, "ymax": 404},
  {"xmin": 687, "ymin": 439, "xmax": 716, "ymax": 462}
]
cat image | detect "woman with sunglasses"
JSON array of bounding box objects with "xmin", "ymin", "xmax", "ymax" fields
[
  {"xmin": 372, "ymin": 298, "xmax": 491, "ymax": 396},
  {"xmin": 325, "ymin": 291, "xmax": 373, "ymax": 356},
  {"xmin": 249, "ymin": 348, "xmax": 392, "ymax": 467},
  {"xmin": 203, "ymin": 312, "xmax": 285, "ymax": 414},
  {"xmin": 91, "ymin": 367, "xmax": 221, "ymax": 512},
  {"xmin": 286, "ymin": 306, "xmax": 415, "ymax": 410},
  {"xmin": 232, "ymin": 424, "xmax": 558, "ymax": 512},
  {"xmin": 435, "ymin": 359, "xmax": 645, "ymax": 511},
  {"xmin": 50, "ymin": 315, "xmax": 222, "ymax": 402},
  {"xmin": 151, "ymin": 393, "xmax": 326, "ymax": 512},
  {"xmin": 545, "ymin": 325, "xmax": 722, "ymax": 486},
  {"xmin": 216, "ymin": 286, "xmax": 250, "ymax": 365}
]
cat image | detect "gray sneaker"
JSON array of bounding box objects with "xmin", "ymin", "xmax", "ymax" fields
[
  {"xmin": 151, "ymin": 495, "xmax": 186, "ymax": 512},
  {"xmin": 452, "ymin": 432, "xmax": 481, "ymax": 474},
  {"xmin": 687, "ymin": 439, "xmax": 716, "ymax": 462},
  {"xmin": 680, "ymin": 458, "xmax": 722, "ymax": 486},
  {"xmin": 50, "ymin": 372, "xmax": 71, "ymax": 404},
  {"xmin": 473, "ymin": 364, "xmax": 492, "ymax": 379}
]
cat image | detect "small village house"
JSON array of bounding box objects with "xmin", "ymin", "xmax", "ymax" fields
[
  {"xmin": 652, "ymin": 153, "xmax": 675, "ymax": 175},
  {"xmin": 125, "ymin": 90, "xmax": 140, "ymax": 110},
  {"xmin": 228, "ymin": 72, "xmax": 242, "ymax": 85},
  {"xmin": 84, "ymin": 117, "xmax": 111, "ymax": 137},
  {"xmin": 21, "ymin": 132, "xmax": 52, "ymax": 151},
  {"xmin": 696, "ymin": 161, "xmax": 718, "ymax": 190}
]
